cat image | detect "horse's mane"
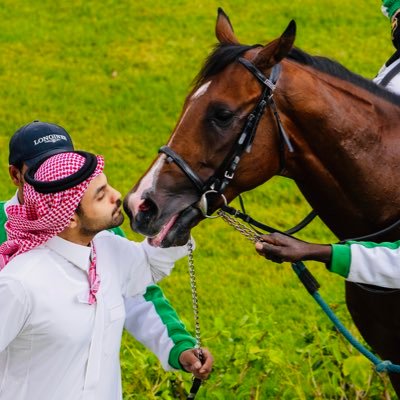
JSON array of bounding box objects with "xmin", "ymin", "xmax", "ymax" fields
[
  {"xmin": 288, "ymin": 48, "xmax": 400, "ymax": 105},
  {"xmin": 194, "ymin": 43, "xmax": 400, "ymax": 106}
]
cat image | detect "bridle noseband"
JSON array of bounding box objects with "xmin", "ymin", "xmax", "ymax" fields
[{"xmin": 159, "ymin": 57, "xmax": 293, "ymax": 214}]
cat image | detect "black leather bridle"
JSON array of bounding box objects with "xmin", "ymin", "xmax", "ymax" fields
[{"xmin": 159, "ymin": 57, "xmax": 294, "ymax": 203}]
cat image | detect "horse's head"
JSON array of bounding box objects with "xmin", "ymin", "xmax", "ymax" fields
[{"xmin": 124, "ymin": 9, "xmax": 296, "ymax": 247}]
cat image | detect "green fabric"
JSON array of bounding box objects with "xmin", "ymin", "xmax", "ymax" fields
[
  {"xmin": 382, "ymin": 0, "xmax": 400, "ymax": 18},
  {"xmin": 108, "ymin": 226, "xmax": 126, "ymax": 237},
  {"xmin": 330, "ymin": 244, "xmax": 351, "ymax": 278},
  {"xmin": 144, "ymin": 284, "xmax": 196, "ymax": 370},
  {"xmin": 0, "ymin": 201, "xmax": 8, "ymax": 244},
  {"xmin": 346, "ymin": 239, "xmax": 400, "ymax": 249}
]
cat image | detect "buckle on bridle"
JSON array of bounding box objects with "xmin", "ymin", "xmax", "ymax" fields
[{"xmin": 224, "ymin": 171, "xmax": 234, "ymax": 180}]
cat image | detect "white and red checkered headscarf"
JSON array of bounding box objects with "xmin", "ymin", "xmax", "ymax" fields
[{"xmin": 0, "ymin": 152, "xmax": 104, "ymax": 269}]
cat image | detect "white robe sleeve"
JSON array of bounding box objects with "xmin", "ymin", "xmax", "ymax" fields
[
  {"xmin": 124, "ymin": 295, "xmax": 175, "ymax": 370},
  {"xmin": 124, "ymin": 286, "xmax": 196, "ymax": 371},
  {"xmin": 0, "ymin": 277, "xmax": 30, "ymax": 352}
]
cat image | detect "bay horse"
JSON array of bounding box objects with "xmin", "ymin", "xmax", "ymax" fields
[{"xmin": 124, "ymin": 9, "xmax": 400, "ymax": 394}]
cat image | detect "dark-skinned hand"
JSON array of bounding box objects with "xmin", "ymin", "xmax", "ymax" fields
[{"xmin": 255, "ymin": 232, "xmax": 332, "ymax": 264}]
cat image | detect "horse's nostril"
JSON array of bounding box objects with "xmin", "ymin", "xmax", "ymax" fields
[
  {"xmin": 138, "ymin": 200, "xmax": 151, "ymax": 212},
  {"xmin": 136, "ymin": 197, "xmax": 159, "ymax": 224},
  {"xmin": 133, "ymin": 197, "xmax": 160, "ymax": 236}
]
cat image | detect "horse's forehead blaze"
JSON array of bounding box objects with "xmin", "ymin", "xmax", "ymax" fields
[
  {"xmin": 170, "ymin": 83, "xmax": 212, "ymax": 140},
  {"xmin": 130, "ymin": 156, "xmax": 164, "ymax": 208},
  {"xmin": 191, "ymin": 81, "xmax": 212, "ymax": 100}
]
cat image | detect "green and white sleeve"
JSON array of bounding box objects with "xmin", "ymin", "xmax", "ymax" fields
[
  {"xmin": 330, "ymin": 240, "xmax": 400, "ymax": 288},
  {"xmin": 124, "ymin": 285, "xmax": 196, "ymax": 370}
]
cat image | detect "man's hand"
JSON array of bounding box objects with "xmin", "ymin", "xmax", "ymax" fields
[
  {"xmin": 255, "ymin": 233, "xmax": 332, "ymax": 264},
  {"xmin": 179, "ymin": 348, "xmax": 213, "ymax": 380}
]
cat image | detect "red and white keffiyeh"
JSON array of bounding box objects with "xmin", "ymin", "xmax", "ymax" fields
[{"xmin": 0, "ymin": 152, "xmax": 104, "ymax": 303}]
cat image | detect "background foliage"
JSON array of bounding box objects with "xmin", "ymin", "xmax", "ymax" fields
[{"xmin": 0, "ymin": 0, "xmax": 397, "ymax": 398}]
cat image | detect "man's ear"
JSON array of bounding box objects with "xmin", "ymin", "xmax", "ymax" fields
[
  {"xmin": 68, "ymin": 213, "xmax": 80, "ymax": 230},
  {"xmin": 9, "ymin": 165, "xmax": 23, "ymax": 187}
]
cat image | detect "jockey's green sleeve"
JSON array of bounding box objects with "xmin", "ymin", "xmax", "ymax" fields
[
  {"xmin": 329, "ymin": 240, "xmax": 400, "ymax": 288},
  {"xmin": 382, "ymin": 0, "xmax": 400, "ymax": 19}
]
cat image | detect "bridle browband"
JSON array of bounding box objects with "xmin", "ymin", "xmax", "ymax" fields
[{"xmin": 159, "ymin": 57, "xmax": 294, "ymax": 200}]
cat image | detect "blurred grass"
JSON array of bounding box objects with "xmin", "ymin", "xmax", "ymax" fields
[{"xmin": 0, "ymin": 0, "xmax": 397, "ymax": 398}]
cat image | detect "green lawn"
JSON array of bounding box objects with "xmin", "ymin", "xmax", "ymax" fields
[{"xmin": 0, "ymin": 1, "xmax": 397, "ymax": 398}]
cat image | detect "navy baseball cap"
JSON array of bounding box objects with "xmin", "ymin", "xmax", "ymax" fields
[{"xmin": 9, "ymin": 120, "xmax": 74, "ymax": 167}]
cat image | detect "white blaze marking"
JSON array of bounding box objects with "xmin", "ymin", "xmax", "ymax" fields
[
  {"xmin": 191, "ymin": 81, "xmax": 211, "ymax": 100},
  {"xmin": 169, "ymin": 104, "xmax": 192, "ymax": 142},
  {"xmin": 128, "ymin": 156, "xmax": 165, "ymax": 215},
  {"xmin": 169, "ymin": 80, "xmax": 212, "ymax": 142}
]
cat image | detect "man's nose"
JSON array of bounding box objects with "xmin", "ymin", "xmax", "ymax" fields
[{"xmin": 111, "ymin": 187, "xmax": 121, "ymax": 203}]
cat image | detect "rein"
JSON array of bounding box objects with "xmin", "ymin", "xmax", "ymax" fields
[{"xmin": 221, "ymin": 200, "xmax": 317, "ymax": 236}]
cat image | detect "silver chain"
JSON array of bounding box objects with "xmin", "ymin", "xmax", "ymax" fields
[
  {"xmin": 217, "ymin": 209, "xmax": 262, "ymax": 243},
  {"xmin": 186, "ymin": 211, "xmax": 260, "ymax": 353},
  {"xmin": 187, "ymin": 238, "xmax": 202, "ymax": 350}
]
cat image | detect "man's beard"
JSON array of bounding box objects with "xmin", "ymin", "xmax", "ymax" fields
[{"xmin": 79, "ymin": 201, "xmax": 124, "ymax": 236}]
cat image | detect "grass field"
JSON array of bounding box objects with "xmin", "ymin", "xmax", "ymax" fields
[{"xmin": 0, "ymin": 0, "xmax": 397, "ymax": 398}]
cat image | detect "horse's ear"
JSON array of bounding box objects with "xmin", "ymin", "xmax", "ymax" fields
[
  {"xmin": 215, "ymin": 8, "xmax": 239, "ymax": 45},
  {"xmin": 254, "ymin": 20, "xmax": 296, "ymax": 70}
]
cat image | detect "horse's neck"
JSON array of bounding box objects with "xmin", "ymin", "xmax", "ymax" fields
[{"xmin": 279, "ymin": 62, "xmax": 400, "ymax": 239}]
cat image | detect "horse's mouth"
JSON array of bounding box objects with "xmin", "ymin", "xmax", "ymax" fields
[
  {"xmin": 147, "ymin": 206, "xmax": 202, "ymax": 248},
  {"xmin": 148, "ymin": 214, "xmax": 179, "ymax": 247}
]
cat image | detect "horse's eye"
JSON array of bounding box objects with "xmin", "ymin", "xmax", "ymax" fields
[{"xmin": 212, "ymin": 109, "xmax": 234, "ymax": 128}]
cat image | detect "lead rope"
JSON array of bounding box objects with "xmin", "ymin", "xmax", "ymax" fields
[
  {"xmin": 186, "ymin": 239, "xmax": 204, "ymax": 399},
  {"xmin": 217, "ymin": 209, "xmax": 400, "ymax": 374}
]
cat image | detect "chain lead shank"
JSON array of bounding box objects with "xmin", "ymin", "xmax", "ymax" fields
[
  {"xmin": 217, "ymin": 209, "xmax": 261, "ymax": 243},
  {"xmin": 185, "ymin": 213, "xmax": 261, "ymax": 400},
  {"xmin": 187, "ymin": 239, "xmax": 202, "ymax": 349},
  {"xmin": 186, "ymin": 239, "xmax": 204, "ymax": 400}
]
